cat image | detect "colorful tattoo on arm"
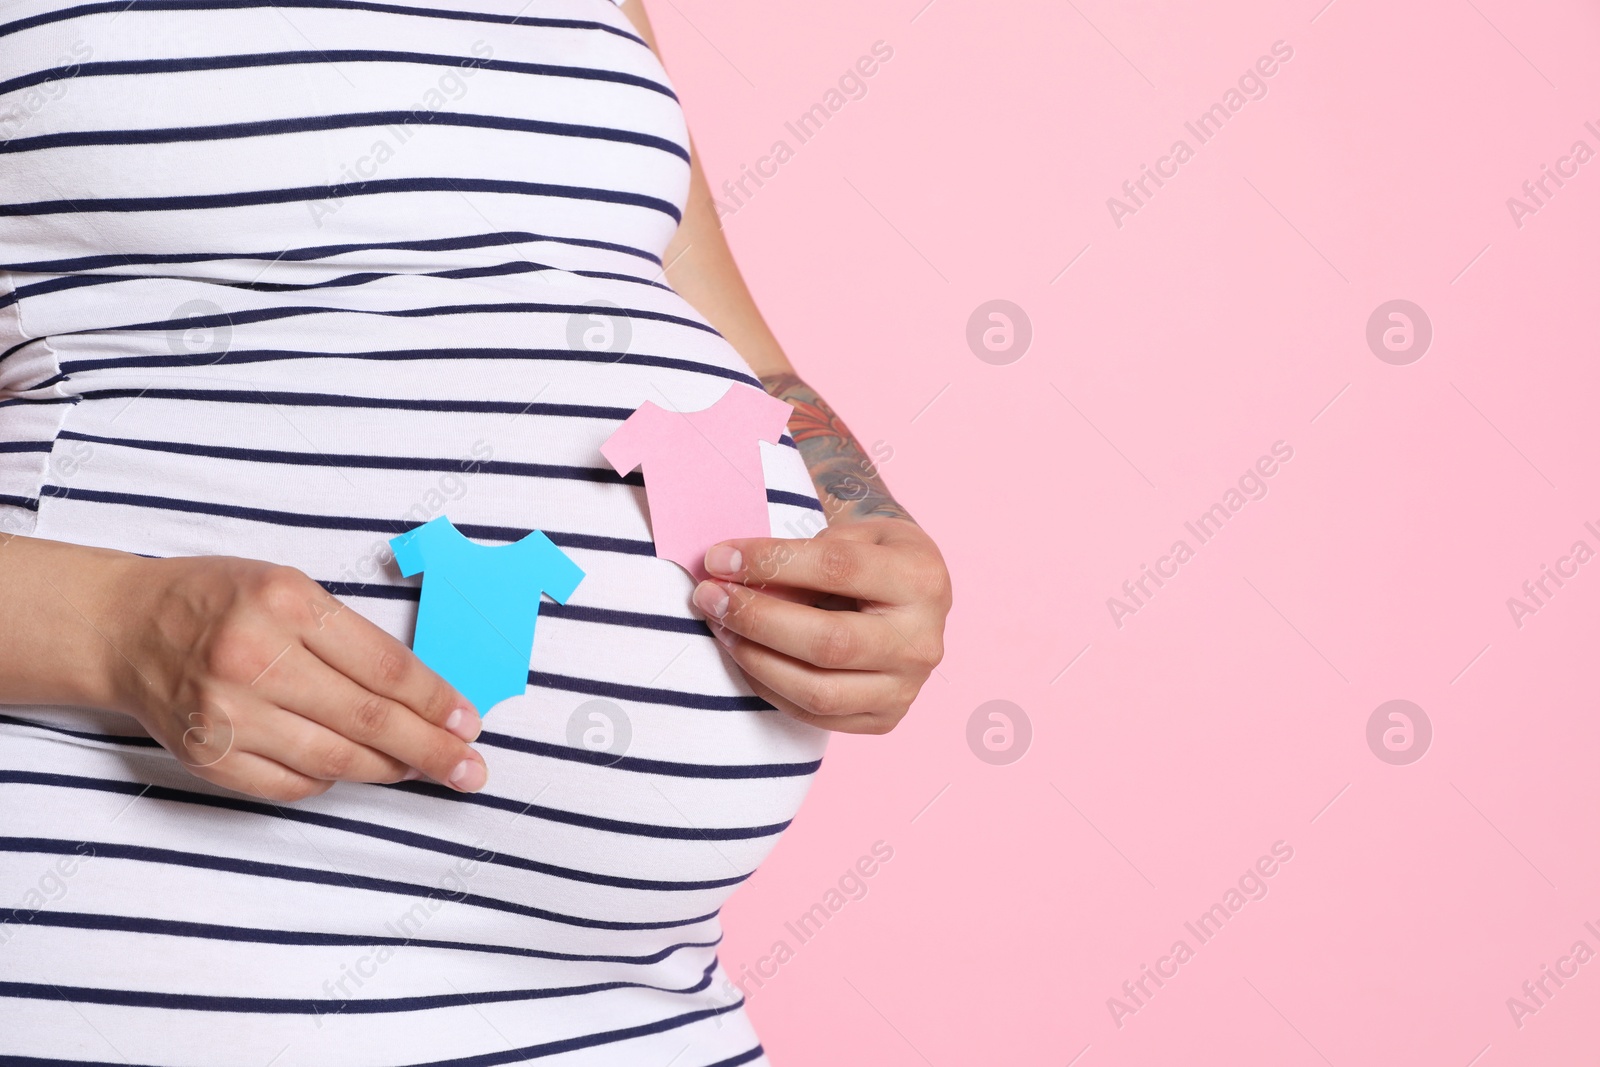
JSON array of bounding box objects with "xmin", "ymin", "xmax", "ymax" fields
[{"xmin": 760, "ymin": 372, "xmax": 914, "ymax": 524}]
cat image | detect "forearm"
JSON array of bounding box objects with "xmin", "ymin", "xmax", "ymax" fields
[
  {"xmin": 0, "ymin": 532, "xmax": 141, "ymax": 712},
  {"xmin": 618, "ymin": 0, "xmax": 793, "ymax": 380},
  {"xmin": 667, "ymin": 165, "xmax": 913, "ymax": 522},
  {"xmin": 756, "ymin": 374, "xmax": 912, "ymax": 524},
  {"xmin": 661, "ymin": 154, "xmax": 794, "ymax": 379},
  {"xmin": 666, "ymin": 182, "xmax": 908, "ymax": 523},
  {"xmin": 620, "ymin": 1, "xmax": 911, "ymax": 525},
  {"xmin": 670, "ymin": 165, "xmax": 911, "ymax": 522}
]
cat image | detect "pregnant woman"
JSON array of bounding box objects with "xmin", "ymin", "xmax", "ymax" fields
[{"xmin": 0, "ymin": 1, "xmax": 950, "ymax": 1063}]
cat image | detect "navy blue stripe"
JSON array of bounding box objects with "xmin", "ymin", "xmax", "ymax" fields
[
  {"xmin": 0, "ymin": 441, "xmax": 52, "ymax": 453},
  {"xmin": 33, "ymin": 485, "xmax": 815, "ymax": 579},
  {"xmin": 477, "ymin": 730, "xmax": 822, "ymax": 780},
  {"xmin": 0, "ymin": 282, "xmax": 68, "ymax": 309},
  {"xmin": 0, "ymin": 908, "xmax": 718, "ymax": 966},
  {"xmin": 0, "ymin": 713, "xmax": 162, "ymax": 747},
  {"xmin": 0, "ymin": 336, "xmax": 43, "ymax": 362},
  {"xmin": 57, "ymin": 428, "xmax": 645, "ymax": 480},
  {"xmin": 9, "ymin": 267, "xmax": 431, "ymax": 308},
  {"xmin": 0, "ymin": 1049, "xmax": 768, "ymax": 1067},
  {"xmin": 0, "ymin": 837, "xmax": 719, "ymax": 932},
  {"xmin": 558, "ymin": 267, "xmax": 677, "ymax": 290},
  {"xmin": 4, "ymin": 261, "xmax": 671, "ymax": 312},
  {"xmin": 3, "ymin": 259, "xmax": 663, "ymax": 314},
  {"xmin": 65, "ymin": 385, "xmax": 793, "ymax": 434},
  {"xmin": 31, "ymin": 479, "xmax": 812, "ymax": 559},
  {"xmin": 0, "ymin": 176, "xmax": 682, "ymax": 225},
  {"xmin": 299, "ymin": 580, "xmax": 717, "ymax": 638},
  {"xmin": 0, "ymin": 999, "xmax": 746, "ymax": 1067},
  {"xmin": 2, "ymin": 228, "xmax": 662, "ymax": 275},
  {"xmin": 52, "ymin": 430, "xmax": 819, "ymax": 511},
  {"xmin": 382, "ymin": 261, "xmax": 672, "ymax": 292},
  {"xmin": 68, "ymin": 387, "xmax": 736, "ymax": 418},
  {"xmin": 536, "ymin": 600, "xmax": 714, "ymax": 636},
  {"xmin": 35, "ymin": 484, "xmax": 657, "ymax": 556},
  {"xmin": 768, "ymin": 488, "xmax": 824, "ymax": 511},
  {"xmin": 388, "ymin": 780, "xmax": 791, "ymax": 840},
  {"xmin": 61, "ymin": 348, "xmax": 761, "ymax": 392},
  {"xmin": 0, "ymin": 770, "xmax": 745, "ymax": 890},
  {"xmin": 0, "ymin": 709, "xmax": 819, "ymax": 779},
  {"xmin": 0, "ymin": 959, "xmax": 720, "ymax": 1015},
  {"xmin": 1, "ymin": 109, "xmax": 690, "ymax": 162},
  {"xmin": 0, "ymin": 493, "xmax": 40, "ymax": 510},
  {"xmin": 530, "ymin": 671, "xmax": 774, "ymax": 713},
  {"xmin": 101, "ymin": 298, "xmax": 716, "ymax": 338},
  {"xmin": 708, "ymin": 1050, "xmax": 765, "ymax": 1067},
  {"xmin": 3, "ymin": 768, "xmax": 790, "ymax": 842},
  {"xmin": 0, "ymin": 396, "xmax": 73, "ymax": 411},
  {"xmin": 0, "ymin": 4, "xmax": 647, "ymax": 48}
]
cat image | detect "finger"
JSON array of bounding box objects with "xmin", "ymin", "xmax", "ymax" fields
[
  {"xmin": 707, "ymin": 537, "xmax": 915, "ymax": 603},
  {"xmin": 240, "ymin": 702, "xmax": 413, "ymax": 784},
  {"xmin": 716, "ymin": 625, "xmax": 912, "ymax": 722},
  {"xmin": 736, "ymin": 665, "xmax": 897, "ymax": 736},
  {"xmin": 262, "ymin": 645, "xmax": 488, "ymax": 792},
  {"xmin": 692, "ymin": 579, "xmax": 897, "ymax": 670},
  {"xmin": 192, "ymin": 748, "xmax": 334, "ymax": 804},
  {"xmin": 296, "ymin": 588, "xmax": 480, "ymax": 742}
]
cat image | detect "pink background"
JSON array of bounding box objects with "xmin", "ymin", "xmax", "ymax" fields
[{"xmin": 646, "ymin": 0, "xmax": 1600, "ymax": 1063}]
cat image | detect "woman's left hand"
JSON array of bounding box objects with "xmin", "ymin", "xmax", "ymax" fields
[{"xmin": 691, "ymin": 518, "xmax": 951, "ymax": 734}]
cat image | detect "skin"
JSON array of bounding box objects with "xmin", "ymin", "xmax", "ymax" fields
[
  {"xmin": 0, "ymin": 534, "xmax": 487, "ymax": 802},
  {"xmin": 621, "ymin": 1, "xmax": 952, "ymax": 735},
  {"xmin": 0, "ymin": 2, "xmax": 952, "ymax": 804}
]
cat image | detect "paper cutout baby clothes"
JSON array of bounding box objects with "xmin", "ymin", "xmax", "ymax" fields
[
  {"xmin": 601, "ymin": 384, "xmax": 792, "ymax": 582},
  {"xmin": 390, "ymin": 516, "xmax": 585, "ymax": 716}
]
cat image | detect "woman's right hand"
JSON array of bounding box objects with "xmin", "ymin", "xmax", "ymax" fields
[{"xmin": 104, "ymin": 553, "xmax": 489, "ymax": 802}]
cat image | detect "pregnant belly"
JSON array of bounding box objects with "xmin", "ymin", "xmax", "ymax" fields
[
  {"xmin": 0, "ymin": 264, "xmax": 829, "ymax": 1059},
  {"xmin": 15, "ymin": 263, "xmax": 827, "ymax": 748},
  {"xmin": 0, "ymin": 4, "xmax": 825, "ymax": 1058}
]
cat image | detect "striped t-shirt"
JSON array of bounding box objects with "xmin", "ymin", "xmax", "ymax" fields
[{"xmin": 0, "ymin": 1, "xmax": 828, "ymax": 1063}]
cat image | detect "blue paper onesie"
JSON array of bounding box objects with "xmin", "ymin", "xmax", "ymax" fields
[{"xmin": 390, "ymin": 517, "xmax": 585, "ymax": 716}]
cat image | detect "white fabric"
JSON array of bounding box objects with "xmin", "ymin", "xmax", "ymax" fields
[{"xmin": 0, "ymin": 2, "xmax": 825, "ymax": 1063}]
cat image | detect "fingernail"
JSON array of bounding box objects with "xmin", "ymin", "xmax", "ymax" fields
[
  {"xmin": 445, "ymin": 708, "xmax": 480, "ymax": 741},
  {"xmin": 705, "ymin": 545, "xmax": 742, "ymax": 578},
  {"xmin": 449, "ymin": 758, "xmax": 486, "ymax": 792},
  {"xmin": 401, "ymin": 768, "xmax": 423, "ymax": 781},
  {"xmin": 693, "ymin": 580, "xmax": 729, "ymax": 620},
  {"xmin": 712, "ymin": 623, "xmax": 737, "ymax": 649}
]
